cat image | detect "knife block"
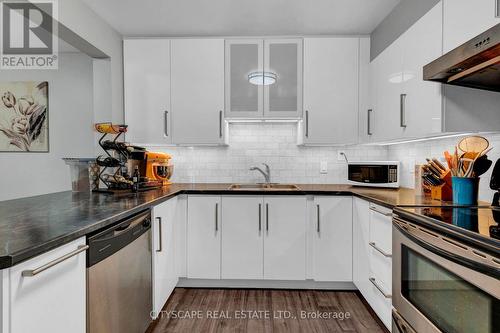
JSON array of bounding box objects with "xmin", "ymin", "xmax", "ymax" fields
[{"xmin": 430, "ymin": 170, "xmax": 453, "ymax": 201}]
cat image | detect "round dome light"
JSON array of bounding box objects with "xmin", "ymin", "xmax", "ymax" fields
[{"xmin": 248, "ymin": 72, "xmax": 277, "ymax": 85}]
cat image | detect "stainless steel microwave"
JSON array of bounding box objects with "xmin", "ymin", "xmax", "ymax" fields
[{"xmin": 347, "ymin": 161, "xmax": 400, "ymax": 188}]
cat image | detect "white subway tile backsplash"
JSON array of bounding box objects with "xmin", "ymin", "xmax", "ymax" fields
[
  {"xmin": 150, "ymin": 122, "xmax": 498, "ymax": 203},
  {"xmin": 151, "ymin": 123, "xmax": 387, "ymax": 185}
]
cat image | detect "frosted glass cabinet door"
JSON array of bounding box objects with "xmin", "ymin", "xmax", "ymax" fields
[
  {"xmin": 264, "ymin": 39, "xmax": 303, "ymax": 118},
  {"xmin": 225, "ymin": 39, "xmax": 263, "ymax": 118}
]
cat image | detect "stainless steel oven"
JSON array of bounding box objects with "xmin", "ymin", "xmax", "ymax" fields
[{"xmin": 392, "ymin": 215, "xmax": 500, "ymax": 333}]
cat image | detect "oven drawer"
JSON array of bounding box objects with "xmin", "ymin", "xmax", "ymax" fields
[{"xmin": 369, "ymin": 203, "xmax": 392, "ymax": 255}]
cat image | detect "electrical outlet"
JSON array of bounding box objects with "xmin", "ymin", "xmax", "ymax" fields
[
  {"xmin": 337, "ymin": 151, "xmax": 346, "ymax": 161},
  {"xmin": 320, "ymin": 161, "xmax": 328, "ymax": 174}
]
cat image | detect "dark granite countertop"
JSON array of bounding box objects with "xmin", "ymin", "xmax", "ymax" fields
[{"xmin": 0, "ymin": 183, "xmax": 486, "ymax": 269}]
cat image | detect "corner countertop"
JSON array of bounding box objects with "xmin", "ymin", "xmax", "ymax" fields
[{"xmin": 0, "ymin": 183, "xmax": 478, "ymax": 269}]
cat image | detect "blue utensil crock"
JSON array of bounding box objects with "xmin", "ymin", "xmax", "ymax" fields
[{"xmin": 452, "ymin": 177, "xmax": 480, "ymax": 205}]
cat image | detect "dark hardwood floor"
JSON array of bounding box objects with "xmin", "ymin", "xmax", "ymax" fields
[{"xmin": 146, "ymin": 288, "xmax": 388, "ymax": 333}]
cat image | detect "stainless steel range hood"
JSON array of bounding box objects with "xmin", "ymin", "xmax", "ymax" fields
[{"xmin": 424, "ymin": 23, "xmax": 500, "ymax": 92}]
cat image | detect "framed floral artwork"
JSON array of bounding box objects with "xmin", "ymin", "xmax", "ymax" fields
[{"xmin": 0, "ymin": 81, "xmax": 48, "ymax": 152}]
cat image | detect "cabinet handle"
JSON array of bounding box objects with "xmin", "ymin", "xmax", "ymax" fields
[
  {"xmin": 22, "ymin": 245, "xmax": 89, "ymax": 277},
  {"xmin": 496, "ymin": 0, "xmax": 500, "ymax": 17},
  {"xmin": 316, "ymin": 204, "xmax": 320, "ymax": 233},
  {"xmin": 400, "ymin": 94, "xmax": 407, "ymax": 128},
  {"xmin": 305, "ymin": 110, "xmax": 309, "ymax": 138},
  {"xmin": 369, "ymin": 206, "xmax": 392, "ymax": 217},
  {"xmin": 156, "ymin": 217, "xmax": 163, "ymax": 253},
  {"xmin": 164, "ymin": 110, "xmax": 169, "ymax": 136},
  {"xmin": 265, "ymin": 203, "xmax": 269, "ymax": 232},
  {"xmin": 369, "ymin": 242, "xmax": 392, "ymax": 258},
  {"xmin": 369, "ymin": 277, "xmax": 392, "ymax": 298},
  {"xmin": 215, "ymin": 203, "xmax": 219, "ymax": 232},
  {"xmin": 367, "ymin": 109, "xmax": 373, "ymax": 136},
  {"xmin": 219, "ymin": 110, "xmax": 223, "ymax": 138},
  {"xmin": 258, "ymin": 203, "xmax": 262, "ymax": 232}
]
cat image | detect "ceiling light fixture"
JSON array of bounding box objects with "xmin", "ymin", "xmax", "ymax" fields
[{"xmin": 248, "ymin": 71, "xmax": 277, "ymax": 86}]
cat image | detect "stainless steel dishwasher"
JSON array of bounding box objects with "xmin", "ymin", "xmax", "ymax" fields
[{"xmin": 87, "ymin": 210, "xmax": 152, "ymax": 333}]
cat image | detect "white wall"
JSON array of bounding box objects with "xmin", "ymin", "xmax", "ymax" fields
[
  {"xmin": 0, "ymin": 53, "xmax": 94, "ymax": 201},
  {"xmin": 150, "ymin": 123, "xmax": 388, "ymax": 184},
  {"xmin": 0, "ymin": 0, "xmax": 123, "ymax": 201},
  {"xmin": 388, "ymin": 134, "xmax": 500, "ymax": 203},
  {"xmin": 57, "ymin": 0, "xmax": 123, "ymax": 123}
]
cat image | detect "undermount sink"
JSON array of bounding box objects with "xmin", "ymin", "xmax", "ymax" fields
[{"xmin": 228, "ymin": 184, "xmax": 301, "ymax": 191}]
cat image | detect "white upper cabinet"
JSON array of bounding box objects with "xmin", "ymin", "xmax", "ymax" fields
[
  {"xmin": 400, "ymin": 3, "xmax": 443, "ymax": 138},
  {"xmin": 225, "ymin": 38, "xmax": 302, "ymax": 119},
  {"xmin": 303, "ymin": 38, "xmax": 359, "ymax": 145},
  {"xmin": 367, "ymin": 2, "xmax": 443, "ymax": 142},
  {"xmin": 171, "ymin": 39, "xmax": 225, "ymax": 145},
  {"xmin": 358, "ymin": 37, "xmax": 373, "ymax": 143},
  {"xmin": 124, "ymin": 39, "xmax": 171, "ymax": 145},
  {"xmin": 370, "ymin": 36, "xmax": 404, "ymax": 142},
  {"xmin": 443, "ymin": 0, "xmax": 500, "ymax": 54}
]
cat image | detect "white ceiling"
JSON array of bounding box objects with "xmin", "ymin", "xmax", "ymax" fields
[{"xmin": 82, "ymin": 0, "xmax": 400, "ymax": 37}]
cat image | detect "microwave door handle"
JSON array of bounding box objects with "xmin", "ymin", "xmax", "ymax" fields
[{"xmin": 393, "ymin": 217, "xmax": 500, "ymax": 278}]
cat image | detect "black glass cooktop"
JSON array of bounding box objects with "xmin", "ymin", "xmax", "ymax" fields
[{"xmin": 397, "ymin": 206, "xmax": 500, "ymax": 242}]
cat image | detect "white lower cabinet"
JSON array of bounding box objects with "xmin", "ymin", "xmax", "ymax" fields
[
  {"xmin": 263, "ymin": 196, "xmax": 307, "ymax": 280},
  {"xmin": 4, "ymin": 237, "xmax": 87, "ymax": 333},
  {"xmin": 175, "ymin": 195, "xmax": 188, "ymax": 278},
  {"xmin": 187, "ymin": 196, "xmax": 221, "ymax": 279},
  {"xmin": 353, "ymin": 198, "xmax": 371, "ymax": 293},
  {"xmin": 353, "ymin": 198, "xmax": 392, "ymax": 331},
  {"xmin": 221, "ymin": 196, "xmax": 264, "ymax": 279},
  {"xmin": 312, "ymin": 196, "xmax": 353, "ymax": 282},
  {"xmin": 220, "ymin": 195, "xmax": 307, "ymax": 281},
  {"xmin": 152, "ymin": 197, "xmax": 179, "ymax": 316}
]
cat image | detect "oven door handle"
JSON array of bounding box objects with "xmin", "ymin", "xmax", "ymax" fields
[
  {"xmin": 393, "ymin": 217, "xmax": 500, "ymax": 279},
  {"xmin": 392, "ymin": 309, "xmax": 417, "ymax": 333}
]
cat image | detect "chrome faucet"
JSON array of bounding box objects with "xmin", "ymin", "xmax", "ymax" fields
[{"xmin": 250, "ymin": 163, "xmax": 271, "ymax": 184}]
